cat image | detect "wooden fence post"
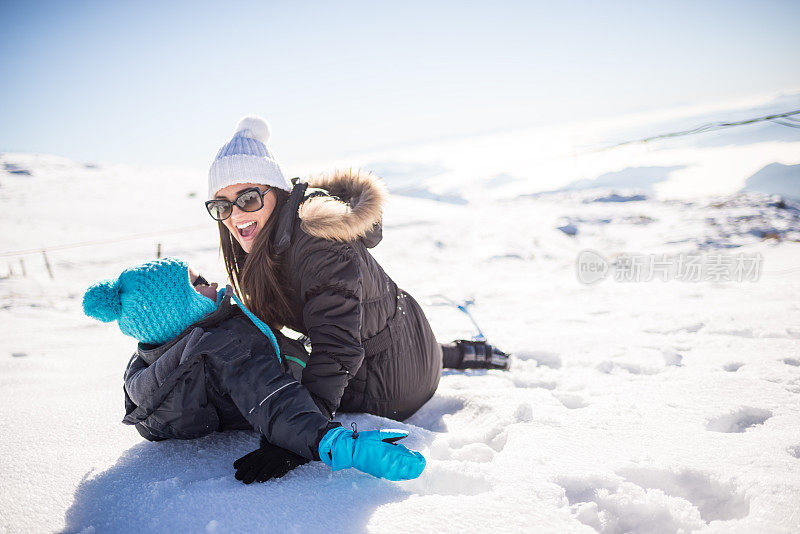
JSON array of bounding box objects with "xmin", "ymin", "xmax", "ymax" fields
[{"xmin": 42, "ymin": 250, "xmax": 54, "ymax": 279}]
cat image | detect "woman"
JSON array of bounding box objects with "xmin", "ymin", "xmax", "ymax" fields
[{"xmin": 202, "ymin": 117, "xmax": 509, "ymax": 425}]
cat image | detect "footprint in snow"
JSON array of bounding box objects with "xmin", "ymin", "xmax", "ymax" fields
[
  {"xmin": 440, "ymin": 401, "xmax": 533, "ymax": 457},
  {"xmin": 706, "ymin": 407, "xmax": 772, "ymax": 433},
  {"xmin": 404, "ymin": 395, "xmax": 465, "ymax": 433},
  {"xmin": 552, "ymin": 392, "xmax": 589, "ymax": 409},
  {"xmin": 644, "ymin": 322, "xmax": 704, "ymax": 335},
  {"xmin": 513, "ymin": 350, "xmax": 562, "ymax": 369},
  {"xmin": 661, "ymin": 348, "xmax": 683, "ymax": 367},
  {"xmin": 403, "ymin": 464, "xmax": 491, "ymax": 496},
  {"xmin": 723, "ymin": 362, "xmax": 744, "ymax": 372},
  {"xmin": 557, "ymin": 474, "xmax": 703, "ymax": 533},
  {"xmin": 596, "ymin": 347, "xmax": 684, "ymax": 376},
  {"xmin": 707, "ymin": 328, "xmax": 755, "ymax": 338},
  {"xmin": 557, "ymin": 467, "xmax": 750, "ymax": 533},
  {"xmin": 511, "ymin": 376, "xmax": 558, "ymax": 389},
  {"xmin": 450, "ymin": 442, "xmax": 496, "ymax": 463},
  {"xmin": 616, "ymin": 466, "xmax": 750, "ymax": 523},
  {"xmin": 782, "ymin": 358, "xmax": 800, "ymax": 367},
  {"xmin": 595, "ymin": 360, "xmax": 662, "ymax": 376}
]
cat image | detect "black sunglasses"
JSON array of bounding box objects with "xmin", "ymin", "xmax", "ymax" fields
[{"xmin": 205, "ymin": 187, "xmax": 273, "ymax": 221}]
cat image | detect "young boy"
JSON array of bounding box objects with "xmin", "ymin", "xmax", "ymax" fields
[{"xmin": 83, "ymin": 257, "xmax": 425, "ymax": 482}]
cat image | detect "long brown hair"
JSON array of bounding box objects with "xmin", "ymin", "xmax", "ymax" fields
[{"xmin": 218, "ymin": 188, "xmax": 293, "ymax": 328}]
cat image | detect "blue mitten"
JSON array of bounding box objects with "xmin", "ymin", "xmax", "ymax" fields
[{"xmin": 318, "ymin": 426, "xmax": 426, "ymax": 481}]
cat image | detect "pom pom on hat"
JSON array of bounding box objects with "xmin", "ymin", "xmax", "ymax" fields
[
  {"xmin": 83, "ymin": 279, "xmax": 122, "ymax": 322},
  {"xmin": 235, "ymin": 116, "xmax": 270, "ymax": 144},
  {"xmin": 207, "ymin": 115, "xmax": 292, "ymax": 198}
]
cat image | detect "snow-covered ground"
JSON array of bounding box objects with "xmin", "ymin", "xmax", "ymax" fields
[{"xmin": 1, "ymin": 104, "xmax": 800, "ymax": 533}]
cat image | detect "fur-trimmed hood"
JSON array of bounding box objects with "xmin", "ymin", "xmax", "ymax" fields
[
  {"xmin": 272, "ymin": 169, "xmax": 388, "ymax": 254},
  {"xmin": 299, "ymin": 169, "xmax": 388, "ymax": 243}
]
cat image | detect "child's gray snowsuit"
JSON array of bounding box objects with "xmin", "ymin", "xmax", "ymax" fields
[{"xmin": 122, "ymin": 288, "xmax": 338, "ymax": 460}]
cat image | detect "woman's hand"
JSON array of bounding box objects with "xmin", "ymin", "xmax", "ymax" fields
[{"xmin": 317, "ymin": 426, "xmax": 426, "ymax": 481}]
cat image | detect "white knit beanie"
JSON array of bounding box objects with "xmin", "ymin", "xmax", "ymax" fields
[{"xmin": 207, "ymin": 116, "xmax": 293, "ymax": 199}]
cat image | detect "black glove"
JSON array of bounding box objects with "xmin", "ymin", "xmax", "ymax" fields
[{"xmin": 233, "ymin": 436, "xmax": 310, "ymax": 484}]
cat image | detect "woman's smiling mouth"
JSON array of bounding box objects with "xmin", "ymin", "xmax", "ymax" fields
[{"xmin": 236, "ymin": 220, "xmax": 258, "ymax": 239}]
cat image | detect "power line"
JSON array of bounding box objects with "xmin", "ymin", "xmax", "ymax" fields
[
  {"xmin": 771, "ymin": 119, "xmax": 800, "ymax": 129},
  {"xmin": 575, "ymin": 108, "xmax": 800, "ymax": 155}
]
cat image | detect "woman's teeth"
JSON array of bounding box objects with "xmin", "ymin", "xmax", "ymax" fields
[{"xmin": 236, "ymin": 221, "xmax": 257, "ymax": 238}]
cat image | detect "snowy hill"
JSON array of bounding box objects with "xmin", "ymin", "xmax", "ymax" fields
[
  {"xmin": 2, "ymin": 104, "xmax": 800, "ymax": 533},
  {"xmin": 742, "ymin": 163, "xmax": 800, "ymax": 200}
]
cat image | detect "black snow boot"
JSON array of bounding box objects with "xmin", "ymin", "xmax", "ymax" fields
[{"xmin": 441, "ymin": 340, "xmax": 510, "ymax": 370}]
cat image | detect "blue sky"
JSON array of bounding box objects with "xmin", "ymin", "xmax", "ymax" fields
[{"xmin": 1, "ymin": 0, "xmax": 798, "ymax": 169}]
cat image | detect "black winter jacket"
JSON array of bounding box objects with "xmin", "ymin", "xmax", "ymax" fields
[
  {"xmin": 122, "ymin": 289, "xmax": 337, "ymax": 460},
  {"xmin": 270, "ymin": 171, "xmax": 443, "ymax": 420}
]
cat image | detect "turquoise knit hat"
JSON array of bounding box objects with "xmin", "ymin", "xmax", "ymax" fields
[{"xmin": 82, "ymin": 257, "xmax": 218, "ymax": 344}]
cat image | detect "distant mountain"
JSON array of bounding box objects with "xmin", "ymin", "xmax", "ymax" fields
[
  {"xmin": 742, "ymin": 163, "xmax": 800, "ymax": 200},
  {"xmin": 523, "ymin": 166, "xmax": 686, "ymax": 197}
]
